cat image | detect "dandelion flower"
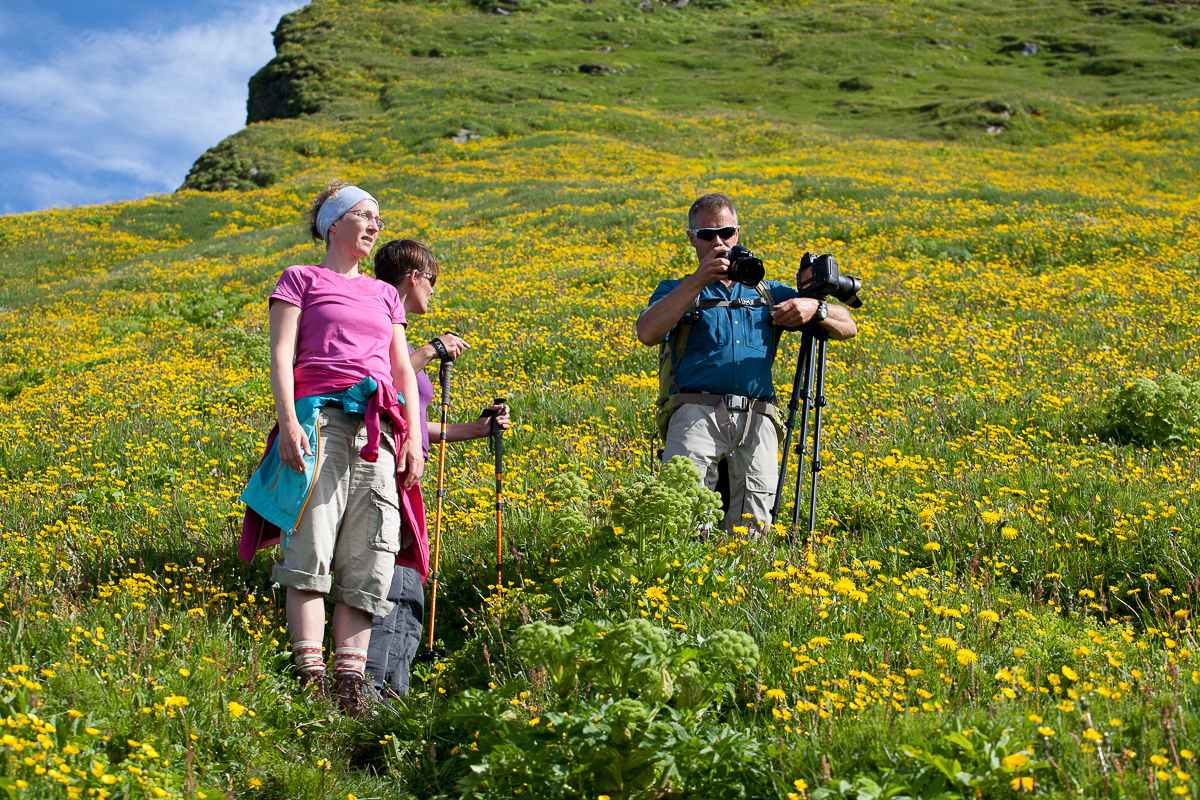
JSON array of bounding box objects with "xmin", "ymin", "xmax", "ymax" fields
[
  {"xmin": 956, "ymin": 648, "xmax": 978, "ymax": 666},
  {"xmin": 1002, "ymin": 753, "xmax": 1028, "ymax": 769}
]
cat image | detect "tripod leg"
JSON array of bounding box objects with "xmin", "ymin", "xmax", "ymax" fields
[
  {"xmin": 789, "ymin": 338, "xmax": 818, "ymax": 537},
  {"xmin": 771, "ymin": 333, "xmax": 813, "ymax": 524},
  {"xmin": 806, "ymin": 338, "xmax": 829, "ymax": 539}
]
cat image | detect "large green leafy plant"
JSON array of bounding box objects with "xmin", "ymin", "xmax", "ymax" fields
[
  {"xmin": 1100, "ymin": 372, "xmax": 1200, "ymax": 446},
  {"xmin": 449, "ymin": 618, "xmax": 775, "ymax": 799}
]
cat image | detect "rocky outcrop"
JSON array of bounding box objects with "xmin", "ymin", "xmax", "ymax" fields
[{"xmin": 246, "ymin": 54, "xmax": 330, "ymax": 123}]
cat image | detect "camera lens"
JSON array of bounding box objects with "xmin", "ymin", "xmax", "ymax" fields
[
  {"xmin": 726, "ymin": 245, "xmax": 765, "ymax": 287},
  {"xmin": 833, "ymin": 274, "xmax": 863, "ymax": 308}
]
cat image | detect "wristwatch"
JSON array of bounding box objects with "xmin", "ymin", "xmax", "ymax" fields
[{"xmin": 814, "ymin": 300, "xmax": 829, "ymax": 323}]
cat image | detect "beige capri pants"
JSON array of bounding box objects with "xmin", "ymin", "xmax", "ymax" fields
[{"xmin": 271, "ymin": 406, "xmax": 401, "ymax": 618}]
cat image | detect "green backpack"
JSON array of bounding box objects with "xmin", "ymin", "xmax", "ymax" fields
[{"xmin": 654, "ymin": 282, "xmax": 779, "ymax": 441}]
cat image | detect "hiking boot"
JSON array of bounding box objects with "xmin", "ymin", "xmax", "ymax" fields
[
  {"xmin": 333, "ymin": 673, "xmax": 375, "ymax": 719},
  {"xmin": 298, "ymin": 670, "xmax": 332, "ymax": 699}
]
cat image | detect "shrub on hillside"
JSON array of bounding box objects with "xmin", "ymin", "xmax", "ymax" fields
[{"xmin": 1098, "ymin": 372, "xmax": 1200, "ymax": 446}]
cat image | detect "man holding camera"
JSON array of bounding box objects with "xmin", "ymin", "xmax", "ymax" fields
[{"xmin": 636, "ymin": 193, "xmax": 857, "ymax": 534}]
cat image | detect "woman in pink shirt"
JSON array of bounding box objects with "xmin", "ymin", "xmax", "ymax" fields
[{"xmin": 263, "ymin": 180, "xmax": 425, "ymax": 716}]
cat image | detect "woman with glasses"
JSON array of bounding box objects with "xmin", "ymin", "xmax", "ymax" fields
[
  {"xmin": 239, "ymin": 180, "xmax": 426, "ymax": 717},
  {"xmin": 367, "ymin": 238, "xmax": 509, "ymax": 700}
]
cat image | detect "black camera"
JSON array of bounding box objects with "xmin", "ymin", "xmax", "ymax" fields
[
  {"xmin": 797, "ymin": 252, "xmax": 863, "ymax": 308},
  {"xmin": 724, "ymin": 244, "xmax": 765, "ymax": 287}
]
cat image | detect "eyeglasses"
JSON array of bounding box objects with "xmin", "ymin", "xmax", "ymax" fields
[
  {"xmin": 689, "ymin": 225, "xmax": 739, "ymax": 241},
  {"xmin": 344, "ymin": 210, "xmax": 386, "ymax": 230},
  {"xmin": 416, "ymin": 271, "xmax": 437, "ymax": 287}
]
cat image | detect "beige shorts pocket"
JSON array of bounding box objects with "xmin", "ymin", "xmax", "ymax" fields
[{"xmin": 369, "ymin": 488, "xmax": 402, "ymax": 553}]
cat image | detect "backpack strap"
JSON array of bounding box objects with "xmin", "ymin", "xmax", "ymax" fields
[{"xmin": 754, "ymin": 281, "xmax": 785, "ymax": 351}]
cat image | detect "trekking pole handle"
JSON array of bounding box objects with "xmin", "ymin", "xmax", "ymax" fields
[
  {"xmin": 438, "ymin": 360, "xmax": 452, "ymax": 406},
  {"xmin": 481, "ymin": 396, "xmax": 507, "ymax": 464}
]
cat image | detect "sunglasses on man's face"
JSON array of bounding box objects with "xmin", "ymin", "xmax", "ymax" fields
[{"xmin": 689, "ymin": 225, "xmax": 739, "ymax": 241}]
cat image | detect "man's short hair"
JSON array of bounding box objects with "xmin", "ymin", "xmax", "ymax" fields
[{"xmin": 688, "ymin": 193, "xmax": 737, "ymax": 228}]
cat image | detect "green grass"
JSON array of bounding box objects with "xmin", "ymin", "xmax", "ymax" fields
[{"xmin": 1, "ymin": 0, "xmax": 1199, "ymax": 797}]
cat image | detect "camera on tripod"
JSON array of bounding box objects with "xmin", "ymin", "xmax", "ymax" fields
[
  {"xmin": 769, "ymin": 252, "xmax": 865, "ymax": 538},
  {"xmin": 796, "ymin": 252, "xmax": 863, "ymax": 309}
]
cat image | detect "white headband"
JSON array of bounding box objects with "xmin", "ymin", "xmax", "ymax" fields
[{"xmin": 316, "ymin": 186, "xmax": 377, "ymax": 242}]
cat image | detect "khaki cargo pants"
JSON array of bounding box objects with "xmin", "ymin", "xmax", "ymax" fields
[
  {"xmin": 662, "ymin": 402, "xmax": 778, "ymax": 534},
  {"xmin": 271, "ymin": 406, "xmax": 401, "ymax": 618}
]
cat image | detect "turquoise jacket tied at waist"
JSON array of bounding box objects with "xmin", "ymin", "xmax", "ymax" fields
[{"xmin": 239, "ymin": 377, "xmax": 385, "ymax": 535}]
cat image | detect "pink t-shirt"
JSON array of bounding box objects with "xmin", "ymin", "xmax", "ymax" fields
[{"xmin": 270, "ymin": 265, "xmax": 406, "ymax": 389}]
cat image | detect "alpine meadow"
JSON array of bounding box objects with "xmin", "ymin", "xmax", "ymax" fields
[{"xmin": 1, "ymin": 0, "xmax": 1199, "ymax": 797}]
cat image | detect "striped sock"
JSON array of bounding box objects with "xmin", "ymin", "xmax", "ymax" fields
[
  {"xmin": 333, "ymin": 647, "xmax": 368, "ymax": 678},
  {"xmin": 292, "ymin": 641, "xmax": 326, "ymax": 678}
]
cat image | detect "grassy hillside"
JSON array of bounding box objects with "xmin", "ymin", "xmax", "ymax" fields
[
  {"xmin": 0, "ymin": 0, "xmax": 1199, "ymax": 798},
  {"xmin": 181, "ymin": 0, "xmax": 1200, "ymax": 191}
]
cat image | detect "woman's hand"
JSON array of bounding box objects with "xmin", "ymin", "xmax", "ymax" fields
[
  {"xmin": 411, "ymin": 333, "xmax": 471, "ymax": 372},
  {"xmin": 434, "ymin": 333, "xmax": 470, "ymax": 360},
  {"xmin": 397, "ymin": 435, "xmax": 425, "ymax": 488},
  {"xmin": 476, "ymin": 403, "xmax": 511, "ymax": 437},
  {"xmin": 278, "ymin": 416, "xmax": 312, "ymax": 473}
]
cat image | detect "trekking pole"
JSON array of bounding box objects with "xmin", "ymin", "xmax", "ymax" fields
[
  {"xmin": 483, "ymin": 397, "xmax": 507, "ymax": 603},
  {"xmin": 417, "ymin": 355, "xmax": 454, "ymax": 663}
]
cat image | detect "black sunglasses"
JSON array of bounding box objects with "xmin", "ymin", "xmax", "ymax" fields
[{"xmin": 689, "ymin": 225, "xmax": 740, "ymax": 241}]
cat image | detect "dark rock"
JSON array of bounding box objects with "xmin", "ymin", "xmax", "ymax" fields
[
  {"xmin": 578, "ymin": 63, "xmax": 610, "ymax": 75},
  {"xmin": 1021, "ymin": 41, "xmax": 1039, "ymax": 56},
  {"xmin": 838, "ymin": 77, "xmax": 872, "ymax": 92},
  {"xmin": 246, "ymin": 53, "xmax": 328, "ymax": 123}
]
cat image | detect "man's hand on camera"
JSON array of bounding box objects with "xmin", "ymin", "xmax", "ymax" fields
[
  {"xmin": 693, "ymin": 245, "xmax": 732, "ymax": 287},
  {"xmin": 771, "ymin": 297, "xmax": 821, "ymax": 329}
]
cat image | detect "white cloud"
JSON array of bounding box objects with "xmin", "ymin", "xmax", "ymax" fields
[{"xmin": 0, "ymin": 1, "xmax": 305, "ymax": 212}]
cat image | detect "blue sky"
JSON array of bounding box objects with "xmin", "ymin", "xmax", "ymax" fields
[{"xmin": 0, "ymin": 1, "xmax": 306, "ymax": 215}]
